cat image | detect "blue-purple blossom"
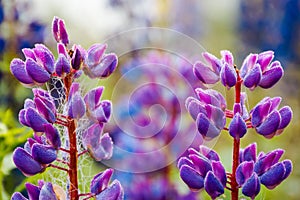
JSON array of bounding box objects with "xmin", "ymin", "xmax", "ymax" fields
[
  {"xmin": 178, "ymin": 146, "xmax": 226, "ymax": 199},
  {"xmin": 90, "ymin": 169, "xmax": 124, "ymax": 200},
  {"xmin": 236, "ymin": 143, "xmax": 292, "ymax": 198},
  {"xmin": 52, "ymin": 16, "xmax": 69, "ymax": 45},
  {"xmin": 186, "ymin": 88, "xmax": 226, "ymax": 140},
  {"xmin": 250, "ymin": 97, "xmax": 292, "ymax": 138}
]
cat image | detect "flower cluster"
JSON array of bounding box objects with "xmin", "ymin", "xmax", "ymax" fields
[
  {"xmin": 179, "ymin": 50, "xmax": 293, "ymax": 199},
  {"xmin": 178, "ymin": 146, "xmax": 226, "ymax": 199},
  {"xmin": 236, "ymin": 143, "xmax": 292, "ymax": 199},
  {"xmin": 10, "ymin": 17, "xmax": 123, "ymax": 200}
]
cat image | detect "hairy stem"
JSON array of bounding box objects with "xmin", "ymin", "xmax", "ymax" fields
[
  {"xmin": 231, "ymin": 68, "xmax": 242, "ymax": 200},
  {"xmin": 64, "ymin": 73, "xmax": 79, "ymax": 200}
]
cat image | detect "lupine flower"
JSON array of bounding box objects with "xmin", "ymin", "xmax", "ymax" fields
[
  {"xmin": 240, "ymin": 51, "xmax": 284, "ymax": 90},
  {"xmin": 11, "ymin": 181, "xmax": 65, "ymax": 200},
  {"xmin": 52, "ymin": 17, "xmax": 69, "ymax": 45},
  {"xmin": 84, "ymin": 86, "xmax": 112, "ymax": 123},
  {"xmin": 90, "ymin": 169, "xmax": 124, "ymax": 200},
  {"xmin": 13, "ymin": 126, "xmax": 60, "ymax": 176},
  {"xmin": 83, "ymin": 44, "xmax": 118, "ymax": 79},
  {"xmin": 82, "ymin": 123, "xmax": 113, "ymax": 161},
  {"xmin": 236, "ymin": 143, "xmax": 292, "ymax": 198},
  {"xmin": 67, "ymin": 82, "xmax": 86, "ymax": 119},
  {"xmin": 229, "ymin": 103, "xmax": 247, "ymax": 139},
  {"xmin": 186, "ymin": 88, "xmax": 226, "ymax": 140},
  {"xmin": 178, "ymin": 146, "xmax": 226, "ymax": 199},
  {"xmin": 220, "ymin": 50, "xmax": 237, "ymax": 89},
  {"xmin": 250, "ymin": 97, "xmax": 292, "ymax": 138}
]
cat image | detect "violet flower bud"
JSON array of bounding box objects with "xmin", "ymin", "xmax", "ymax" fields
[
  {"xmin": 195, "ymin": 88, "xmax": 226, "ymax": 111},
  {"xmin": 52, "ymin": 16, "xmax": 69, "ymax": 45},
  {"xmin": 55, "ymin": 54, "xmax": 71, "ymax": 77},
  {"xmin": 85, "ymin": 44, "xmax": 107, "ymax": 67},
  {"xmin": 71, "ymin": 47, "xmax": 83, "ymax": 70},
  {"xmin": 241, "ymin": 173, "xmax": 260, "ymax": 199},
  {"xmin": 10, "ymin": 58, "xmax": 34, "ymax": 86},
  {"xmin": 240, "ymin": 143, "xmax": 257, "ymax": 163},
  {"xmin": 82, "ymin": 123, "xmax": 113, "ymax": 161},
  {"xmin": 44, "ymin": 124, "xmax": 61, "ymax": 149},
  {"xmin": 34, "ymin": 96, "xmax": 56, "ymax": 123},
  {"xmin": 202, "ymin": 52, "xmax": 222, "ymax": 75},
  {"xmin": 179, "ymin": 164, "xmax": 204, "ymax": 191},
  {"xmin": 204, "ymin": 171, "xmax": 225, "ymax": 199},
  {"xmin": 33, "ymin": 44, "xmax": 55, "ymax": 74},
  {"xmin": 31, "ymin": 143, "xmax": 57, "ymax": 164},
  {"xmin": 228, "ymin": 113, "xmax": 247, "ymax": 139},
  {"xmin": 243, "ymin": 63, "xmax": 262, "ymax": 90},
  {"xmin": 25, "ymin": 58, "xmax": 51, "ymax": 83},
  {"xmin": 13, "ymin": 147, "xmax": 44, "ymax": 176},
  {"xmin": 19, "ymin": 107, "xmax": 49, "ymax": 132},
  {"xmin": 220, "ymin": 62, "xmax": 237, "ymax": 89},
  {"xmin": 25, "ymin": 182, "xmax": 40, "ymax": 200},
  {"xmin": 11, "ymin": 193, "xmax": 27, "ymax": 200},
  {"xmin": 193, "ymin": 61, "xmax": 220, "ymax": 84},
  {"xmin": 67, "ymin": 83, "xmax": 86, "ymax": 119},
  {"xmin": 95, "ymin": 180, "xmax": 124, "ymax": 200},
  {"xmin": 84, "ymin": 86, "xmax": 104, "ymax": 110},
  {"xmin": 22, "ymin": 48, "xmax": 36, "ymax": 61},
  {"xmin": 39, "ymin": 182, "xmax": 58, "ymax": 200},
  {"xmin": 90, "ymin": 168, "xmax": 114, "ymax": 194}
]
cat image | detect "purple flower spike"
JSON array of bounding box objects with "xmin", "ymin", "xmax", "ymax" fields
[
  {"xmin": 25, "ymin": 183, "xmax": 40, "ymax": 200},
  {"xmin": 68, "ymin": 92, "xmax": 86, "ymax": 119},
  {"xmin": 95, "ymin": 180, "xmax": 124, "ymax": 200},
  {"xmin": 55, "ymin": 54, "xmax": 71, "ymax": 77},
  {"xmin": 179, "ymin": 165, "xmax": 204, "ymax": 191},
  {"xmin": 193, "ymin": 61, "xmax": 220, "ymax": 84},
  {"xmin": 90, "ymin": 168, "xmax": 114, "ymax": 194},
  {"xmin": 13, "ymin": 147, "xmax": 44, "ymax": 176},
  {"xmin": 204, "ymin": 171, "xmax": 224, "ymax": 199},
  {"xmin": 11, "ymin": 192, "xmax": 27, "ymax": 200},
  {"xmin": 229, "ymin": 113, "xmax": 247, "ymax": 139},
  {"xmin": 44, "ymin": 124, "xmax": 61, "ymax": 149},
  {"xmin": 220, "ymin": 62, "xmax": 237, "ymax": 89},
  {"xmin": 25, "ymin": 58, "xmax": 51, "ymax": 84},
  {"xmin": 39, "ymin": 182, "xmax": 58, "ymax": 200},
  {"xmin": 241, "ymin": 173, "xmax": 260, "ymax": 199},
  {"xmin": 10, "ymin": 58, "xmax": 34, "ymax": 86},
  {"xmin": 31, "ymin": 143, "xmax": 57, "ymax": 164}
]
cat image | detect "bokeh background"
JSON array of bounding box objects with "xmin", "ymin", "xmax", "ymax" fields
[{"xmin": 0, "ymin": 0, "xmax": 300, "ymax": 199}]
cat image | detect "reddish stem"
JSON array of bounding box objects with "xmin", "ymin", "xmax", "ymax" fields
[
  {"xmin": 231, "ymin": 68, "xmax": 242, "ymax": 200},
  {"xmin": 49, "ymin": 164, "xmax": 69, "ymax": 172}
]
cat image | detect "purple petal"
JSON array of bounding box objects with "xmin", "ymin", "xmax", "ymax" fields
[
  {"xmin": 259, "ymin": 62, "xmax": 283, "ymax": 88},
  {"xmin": 242, "ymin": 143, "xmax": 257, "ymax": 162},
  {"xmin": 195, "ymin": 88, "xmax": 223, "ymax": 109},
  {"xmin": 52, "ymin": 17, "xmax": 60, "ymax": 42},
  {"xmin": 83, "ymin": 123, "xmax": 103, "ymax": 149},
  {"xmin": 68, "ymin": 82, "xmax": 80, "ymax": 100},
  {"xmin": 220, "ymin": 62, "xmax": 237, "ymax": 89},
  {"xmin": 68, "ymin": 93, "xmax": 86, "ymax": 119},
  {"xmin": 205, "ymin": 104, "xmax": 226, "ymax": 130},
  {"xmin": 95, "ymin": 180, "xmax": 124, "ymax": 200},
  {"xmin": 25, "ymin": 182, "xmax": 40, "ymax": 200},
  {"xmin": 229, "ymin": 113, "xmax": 247, "ymax": 139},
  {"xmin": 240, "ymin": 53, "xmax": 258, "ymax": 78},
  {"xmin": 91, "ymin": 133, "xmax": 113, "ymax": 161},
  {"xmin": 90, "ymin": 53, "xmax": 118, "ymax": 79},
  {"xmin": 204, "ymin": 171, "xmax": 224, "ymax": 199},
  {"xmin": 39, "ymin": 182, "xmax": 58, "ymax": 200},
  {"xmin": 57, "ymin": 43, "xmax": 68, "ymax": 57},
  {"xmin": 241, "ymin": 173, "xmax": 260, "ymax": 199},
  {"xmin": 202, "ymin": 52, "xmax": 222, "ymax": 74},
  {"xmin": 86, "ymin": 44, "xmax": 107, "ymax": 67},
  {"xmin": 199, "ymin": 145, "xmax": 220, "ymax": 161},
  {"xmin": 212, "ymin": 161, "xmax": 227, "ymax": 187},
  {"xmin": 90, "ymin": 168, "xmax": 114, "ymax": 194},
  {"xmin": 189, "ymin": 154, "xmax": 212, "ymax": 177},
  {"xmin": 251, "ymin": 97, "xmax": 271, "ymax": 127},
  {"xmin": 278, "ymin": 106, "xmax": 292, "ymax": 130},
  {"xmin": 25, "ymin": 58, "xmax": 50, "ymax": 83},
  {"xmin": 260, "ymin": 162, "xmax": 285, "ymax": 189},
  {"xmin": 19, "ymin": 109, "xmax": 30, "ymax": 126},
  {"xmin": 34, "ymin": 97, "xmax": 56, "ymax": 123},
  {"xmin": 71, "ymin": 47, "xmax": 83, "ymax": 70},
  {"xmin": 24, "ymin": 99, "xmax": 36, "ymax": 109},
  {"xmin": 256, "ymin": 111, "xmax": 280, "ymax": 138},
  {"xmin": 31, "ymin": 143, "xmax": 57, "ymax": 164},
  {"xmin": 236, "ymin": 161, "xmax": 254, "ymax": 186},
  {"xmin": 22, "ymin": 48, "xmax": 36, "ymax": 60},
  {"xmin": 55, "ymin": 54, "xmax": 71, "ymax": 77},
  {"xmin": 84, "ymin": 86, "xmax": 104, "ymax": 110},
  {"xmin": 254, "ymin": 149, "xmax": 284, "ymax": 175},
  {"xmin": 221, "ymin": 50, "xmax": 234, "ymax": 66},
  {"xmin": 33, "ymin": 44, "xmax": 55, "ymax": 73},
  {"xmin": 13, "ymin": 147, "xmax": 43, "ymax": 176},
  {"xmin": 185, "ymin": 97, "xmax": 206, "ymax": 120},
  {"xmin": 11, "ymin": 192, "xmax": 28, "ymax": 200},
  {"xmin": 44, "ymin": 124, "xmax": 61, "ymax": 149},
  {"xmin": 177, "ymin": 157, "xmax": 194, "ymax": 169},
  {"xmin": 243, "ymin": 63, "xmax": 262, "ymax": 90},
  {"xmin": 93, "ymin": 100, "xmax": 111, "ymax": 123},
  {"xmin": 25, "ymin": 108, "xmax": 49, "ymax": 132},
  {"xmin": 257, "ymin": 50, "xmax": 274, "ymax": 72},
  {"xmin": 282, "ymin": 160, "xmax": 293, "ymax": 180},
  {"xmin": 196, "ymin": 113, "xmax": 221, "ymax": 140},
  {"xmin": 179, "ymin": 165, "xmax": 204, "ymax": 191},
  {"xmin": 58, "ymin": 19, "xmax": 69, "ymax": 45},
  {"xmin": 193, "ymin": 61, "xmax": 219, "ymax": 84},
  {"xmin": 10, "ymin": 58, "xmax": 34, "ymax": 85}
]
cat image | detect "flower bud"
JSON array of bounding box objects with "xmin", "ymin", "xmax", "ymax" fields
[
  {"xmin": 90, "ymin": 168, "xmax": 114, "ymax": 194},
  {"xmin": 55, "ymin": 54, "xmax": 71, "ymax": 77},
  {"xmin": 220, "ymin": 62, "xmax": 237, "ymax": 89},
  {"xmin": 193, "ymin": 61, "xmax": 220, "ymax": 84},
  {"xmin": 204, "ymin": 171, "xmax": 224, "ymax": 199}
]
